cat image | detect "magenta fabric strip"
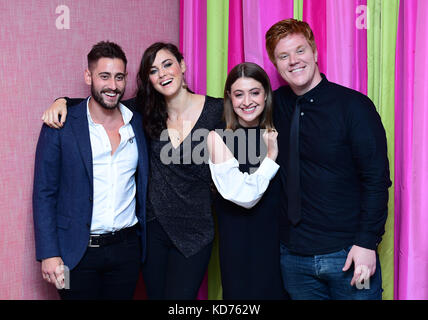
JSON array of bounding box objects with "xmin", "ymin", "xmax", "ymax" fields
[
  {"xmin": 394, "ymin": 0, "xmax": 417, "ymax": 300},
  {"xmin": 180, "ymin": 0, "xmax": 208, "ymax": 299},
  {"xmin": 303, "ymin": 0, "xmax": 327, "ymax": 74},
  {"xmin": 228, "ymin": 0, "xmax": 245, "ymax": 72},
  {"xmin": 181, "ymin": 0, "xmax": 207, "ymax": 95},
  {"xmin": 408, "ymin": 0, "xmax": 428, "ymax": 299},
  {"xmin": 353, "ymin": 0, "xmax": 368, "ymax": 95},
  {"xmin": 180, "ymin": 0, "xmax": 184, "ymax": 52}
]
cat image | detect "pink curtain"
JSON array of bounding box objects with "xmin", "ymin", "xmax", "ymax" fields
[
  {"xmin": 395, "ymin": 0, "xmax": 428, "ymax": 300},
  {"xmin": 258, "ymin": 0, "xmax": 293, "ymax": 90},
  {"xmin": 179, "ymin": 0, "xmax": 209, "ymax": 300},
  {"xmin": 303, "ymin": 0, "xmax": 327, "ymax": 74},
  {"xmin": 180, "ymin": 0, "xmax": 207, "ymax": 95},
  {"xmin": 411, "ymin": 0, "xmax": 428, "ymax": 298},
  {"xmin": 325, "ymin": 0, "xmax": 367, "ymax": 93},
  {"xmin": 228, "ymin": 0, "xmax": 244, "ymax": 72},
  {"xmin": 240, "ymin": 0, "xmax": 293, "ymax": 90},
  {"xmin": 242, "ymin": 0, "xmax": 264, "ymax": 66}
]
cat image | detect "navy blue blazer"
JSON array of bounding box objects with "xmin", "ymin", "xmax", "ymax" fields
[{"xmin": 33, "ymin": 98, "xmax": 148, "ymax": 270}]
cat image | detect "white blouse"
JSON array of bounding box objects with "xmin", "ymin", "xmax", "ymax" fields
[{"xmin": 209, "ymin": 156, "xmax": 280, "ymax": 209}]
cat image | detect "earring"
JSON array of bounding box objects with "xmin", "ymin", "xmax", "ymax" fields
[{"xmin": 182, "ymin": 75, "xmax": 188, "ymax": 89}]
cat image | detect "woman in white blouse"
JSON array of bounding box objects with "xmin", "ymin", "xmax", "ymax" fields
[
  {"xmin": 207, "ymin": 63, "xmax": 279, "ymax": 208},
  {"xmin": 207, "ymin": 62, "xmax": 286, "ymax": 300}
]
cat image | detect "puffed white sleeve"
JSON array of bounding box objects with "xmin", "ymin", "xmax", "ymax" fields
[{"xmin": 209, "ymin": 156, "xmax": 280, "ymax": 209}]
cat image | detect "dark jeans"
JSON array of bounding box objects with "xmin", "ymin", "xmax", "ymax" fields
[
  {"xmin": 58, "ymin": 228, "xmax": 141, "ymax": 300},
  {"xmin": 280, "ymin": 242, "xmax": 382, "ymax": 300},
  {"xmin": 142, "ymin": 219, "xmax": 213, "ymax": 300}
]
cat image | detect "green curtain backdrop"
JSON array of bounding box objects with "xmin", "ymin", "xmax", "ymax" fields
[
  {"xmin": 367, "ymin": 0, "xmax": 399, "ymax": 300},
  {"xmin": 294, "ymin": 0, "xmax": 304, "ymax": 20},
  {"xmin": 206, "ymin": 0, "xmax": 229, "ymax": 300}
]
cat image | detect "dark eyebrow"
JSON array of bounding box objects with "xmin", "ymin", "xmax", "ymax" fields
[
  {"xmin": 150, "ymin": 59, "xmax": 173, "ymax": 69},
  {"xmin": 98, "ymin": 72, "xmax": 126, "ymax": 77},
  {"xmin": 232, "ymin": 87, "xmax": 262, "ymax": 94}
]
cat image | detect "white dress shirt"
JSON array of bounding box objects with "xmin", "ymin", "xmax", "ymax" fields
[
  {"xmin": 209, "ymin": 156, "xmax": 280, "ymax": 209},
  {"xmin": 87, "ymin": 98, "xmax": 139, "ymax": 234}
]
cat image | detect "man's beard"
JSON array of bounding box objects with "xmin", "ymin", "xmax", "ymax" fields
[{"xmin": 91, "ymin": 85, "xmax": 125, "ymax": 110}]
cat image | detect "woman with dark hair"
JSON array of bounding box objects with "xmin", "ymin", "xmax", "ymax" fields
[
  {"xmin": 207, "ymin": 62, "xmax": 286, "ymax": 299},
  {"xmin": 133, "ymin": 42, "xmax": 223, "ymax": 299},
  {"xmin": 42, "ymin": 48, "xmax": 284, "ymax": 300}
]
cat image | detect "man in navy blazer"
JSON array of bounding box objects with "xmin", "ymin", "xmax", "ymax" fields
[{"xmin": 33, "ymin": 41, "xmax": 148, "ymax": 300}]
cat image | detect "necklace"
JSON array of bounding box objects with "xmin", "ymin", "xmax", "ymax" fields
[{"xmin": 169, "ymin": 130, "xmax": 181, "ymax": 142}]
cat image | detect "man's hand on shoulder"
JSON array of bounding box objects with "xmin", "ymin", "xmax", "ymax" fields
[{"xmin": 41, "ymin": 98, "xmax": 68, "ymax": 129}]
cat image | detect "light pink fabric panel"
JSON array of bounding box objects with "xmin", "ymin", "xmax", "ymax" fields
[
  {"xmin": 326, "ymin": 0, "xmax": 367, "ymax": 93},
  {"xmin": 0, "ymin": 0, "xmax": 179, "ymax": 299},
  {"xmin": 242, "ymin": 0, "xmax": 293, "ymax": 91},
  {"xmin": 258, "ymin": 0, "xmax": 293, "ymax": 90},
  {"xmin": 242, "ymin": 0, "xmax": 264, "ymax": 76}
]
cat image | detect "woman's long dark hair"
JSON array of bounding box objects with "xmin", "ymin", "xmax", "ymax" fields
[
  {"xmin": 136, "ymin": 42, "xmax": 186, "ymax": 139},
  {"xmin": 223, "ymin": 62, "xmax": 274, "ymax": 130}
]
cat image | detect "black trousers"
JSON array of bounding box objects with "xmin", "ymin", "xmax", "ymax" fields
[
  {"xmin": 142, "ymin": 219, "xmax": 213, "ymax": 299},
  {"xmin": 58, "ymin": 228, "xmax": 141, "ymax": 300}
]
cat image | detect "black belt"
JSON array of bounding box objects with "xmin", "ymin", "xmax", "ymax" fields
[{"xmin": 88, "ymin": 224, "xmax": 139, "ymax": 248}]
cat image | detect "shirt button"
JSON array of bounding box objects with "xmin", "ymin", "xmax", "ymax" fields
[
  {"xmin": 310, "ymin": 99, "xmax": 314, "ymax": 103},
  {"xmin": 301, "ymin": 112, "xmax": 304, "ymax": 116}
]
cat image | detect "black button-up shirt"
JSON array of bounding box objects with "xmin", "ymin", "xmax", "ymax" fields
[{"xmin": 274, "ymin": 74, "xmax": 391, "ymax": 255}]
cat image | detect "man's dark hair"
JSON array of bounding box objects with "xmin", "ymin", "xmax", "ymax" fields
[{"xmin": 87, "ymin": 41, "xmax": 127, "ymax": 70}]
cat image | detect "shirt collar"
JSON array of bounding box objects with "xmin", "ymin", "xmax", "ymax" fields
[
  {"xmin": 290, "ymin": 73, "xmax": 329, "ymax": 103},
  {"xmin": 86, "ymin": 97, "xmax": 133, "ymax": 126}
]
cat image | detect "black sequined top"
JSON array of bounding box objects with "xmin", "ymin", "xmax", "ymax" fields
[{"xmin": 146, "ymin": 96, "xmax": 223, "ymax": 257}]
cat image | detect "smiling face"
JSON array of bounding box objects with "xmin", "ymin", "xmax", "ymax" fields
[
  {"xmin": 148, "ymin": 49, "xmax": 186, "ymax": 98},
  {"xmin": 230, "ymin": 77, "xmax": 266, "ymax": 128},
  {"xmin": 85, "ymin": 57, "xmax": 126, "ymax": 110},
  {"xmin": 273, "ymin": 33, "xmax": 322, "ymax": 96}
]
